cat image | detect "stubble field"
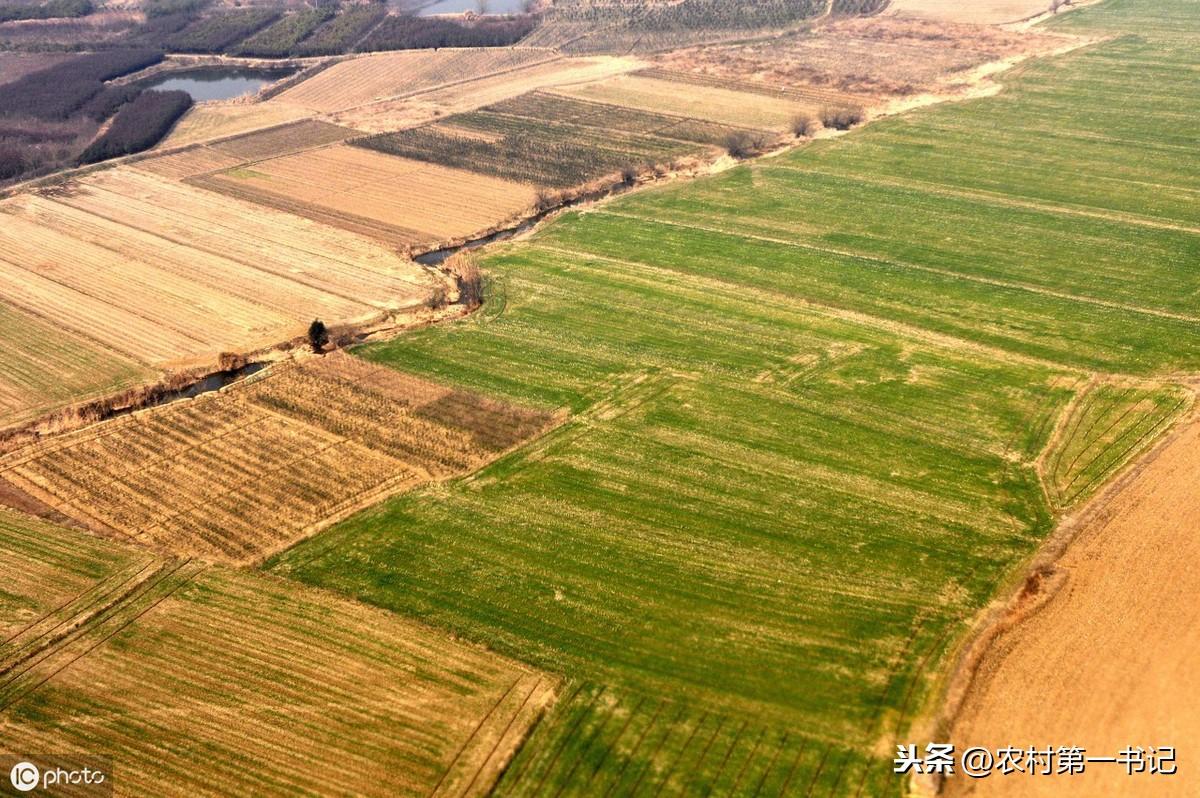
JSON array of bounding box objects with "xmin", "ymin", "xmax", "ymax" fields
[{"xmin": 0, "ymin": 169, "xmax": 434, "ymax": 368}]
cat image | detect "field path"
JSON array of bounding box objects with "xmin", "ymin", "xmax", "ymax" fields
[{"xmin": 944, "ymin": 414, "xmax": 1200, "ymax": 796}]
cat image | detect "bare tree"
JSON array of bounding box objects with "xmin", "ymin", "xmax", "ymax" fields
[
  {"xmin": 475, "ymin": 0, "xmax": 490, "ymax": 13},
  {"xmin": 791, "ymin": 113, "xmax": 819, "ymax": 138}
]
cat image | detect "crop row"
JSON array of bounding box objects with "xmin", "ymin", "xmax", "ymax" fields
[
  {"xmin": 358, "ymin": 13, "xmax": 537, "ymax": 52},
  {"xmin": 229, "ymin": 7, "xmax": 334, "ymax": 58},
  {"xmin": 356, "ymin": 110, "xmax": 706, "ymax": 189}
]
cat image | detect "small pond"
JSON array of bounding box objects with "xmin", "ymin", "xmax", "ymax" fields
[
  {"xmin": 141, "ymin": 67, "xmax": 297, "ymax": 102},
  {"xmin": 417, "ymin": 0, "xmax": 527, "ymax": 14}
]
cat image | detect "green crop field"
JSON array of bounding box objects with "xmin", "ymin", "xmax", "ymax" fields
[{"xmin": 270, "ymin": 1, "xmax": 1200, "ymax": 795}]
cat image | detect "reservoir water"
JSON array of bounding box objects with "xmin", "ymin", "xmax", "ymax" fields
[{"xmin": 142, "ymin": 67, "xmax": 297, "ymax": 102}]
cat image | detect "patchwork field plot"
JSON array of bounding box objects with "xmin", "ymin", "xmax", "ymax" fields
[
  {"xmin": 157, "ymin": 101, "xmax": 312, "ymax": 149},
  {"xmin": 205, "ymin": 118, "xmax": 358, "ymax": 161},
  {"xmin": 549, "ymin": 74, "xmax": 804, "ymax": 129},
  {"xmin": 273, "ymin": 2, "xmax": 1200, "ymax": 794},
  {"xmin": 0, "ymin": 510, "xmax": 557, "ymax": 797},
  {"xmin": 357, "ymin": 110, "xmax": 712, "ymax": 190},
  {"xmin": 1041, "ymin": 379, "xmax": 1192, "ymax": 509},
  {"xmin": 0, "ymin": 300, "xmax": 152, "ymax": 430},
  {"xmin": 0, "ymin": 353, "xmax": 555, "ymax": 565},
  {"xmin": 273, "ymin": 48, "xmax": 560, "ymax": 113},
  {"xmin": 0, "ymin": 168, "xmax": 433, "ymax": 367},
  {"xmin": 193, "ymin": 144, "xmax": 540, "ymax": 248},
  {"xmin": 327, "ymin": 55, "xmax": 642, "ymax": 134}
]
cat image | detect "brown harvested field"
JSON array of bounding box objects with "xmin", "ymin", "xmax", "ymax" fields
[
  {"xmin": 652, "ymin": 17, "xmax": 1054, "ymax": 98},
  {"xmin": 330, "ymin": 55, "xmax": 642, "ymax": 134},
  {"xmin": 272, "ymin": 47, "xmax": 560, "ymax": 113},
  {"xmin": 0, "ymin": 352, "xmax": 557, "ymax": 565},
  {"xmin": 0, "ymin": 169, "xmax": 433, "ymax": 367},
  {"xmin": 157, "ymin": 101, "xmax": 312, "ymax": 148},
  {"xmin": 130, "ymin": 145, "xmax": 246, "ymax": 180},
  {"xmin": 0, "ymin": 299, "xmax": 153, "ymax": 430},
  {"xmin": 548, "ymin": 73, "xmax": 803, "ymax": 130},
  {"xmin": 206, "ymin": 118, "xmax": 359, "ymax": 161},
  {"xmin": 945, "ymin": 415, "xmax": 1200, "ymax": 797},
  {"xmin": 0, "ymin": 509, "xmax": 558, "ymax": 797},
  {"xmin": 192, "ymin": 144, "xmax": 539, "ymax": 248},
  {"xmin": 889, "ymin": 0, "xmax": 1053, "ymax": 25}
]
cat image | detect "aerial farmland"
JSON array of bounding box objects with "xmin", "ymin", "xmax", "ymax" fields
[{"xmin": 0, "ymin": 0, "xmax": 1197, "ymax": 796}]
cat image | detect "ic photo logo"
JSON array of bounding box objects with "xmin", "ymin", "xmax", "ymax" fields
[
  {"xmin": 4, "ymin": 757, "xmax": 110, "ymax": 796},
  {"xmin": 8, "ymin": 763, "xmax": 38, "ymax": 793}
]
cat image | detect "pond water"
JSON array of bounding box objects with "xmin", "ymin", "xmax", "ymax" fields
[
  {"xmin": 418, "ymin": 0, "xmax": 526, "ymax": 14},
  {"xmin": 142, "ymin": 67, "xmax": 297, "ymax": 102}
]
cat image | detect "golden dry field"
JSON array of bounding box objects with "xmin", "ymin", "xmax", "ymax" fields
[
  {"xmin": 192, "ymin": 144, "xmax": 539, "ymax": 248},
  {"xmin": 0, "ymin": 169, "xmax": 434, "ymax": 367},
  {"xmin": 548, "ymin": 74, "xmax": 804, "ymax": 129},
  {"xmin": 0, "ymin": 509, "xmax": 557, "ymax": 797},
  {"xmin": 273, "ymin": 48, "xmax": 560, "ymax": 113},
  {"xmin": 157, "ymin": 100, "xmax": 312, "ymax": 149},
  {"xmin": 0, "ymin": 353, "xmax": 555, "ymax": 564}
]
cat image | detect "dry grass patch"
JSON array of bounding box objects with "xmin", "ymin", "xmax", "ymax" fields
[
  {"xmin": 193, "ymin": 144, "xmax": 539, "ymax": 248},
  {"xmin": 0, "ymin": 353, "xmax": 557, "ymax": 565},
  {"xmin": 274, "ymin": 48, "xmax": 560, "ymax": 113},
  {"xmin": 652, "ymin": 16, "xmax": 1047, "ymax": 99},
  {"xmin": 0, "ymin": 508, "xmax": 558, "ymax": 798}
]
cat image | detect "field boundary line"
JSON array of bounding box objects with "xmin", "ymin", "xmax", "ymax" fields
[
  {"xmin": 0, "ymin": 560, "xmax": 204, "ymax": 711},
  {"xmin": 596, "ymin": 210, "xmax": 1200, "ymax": 326},
  {"xmin": 765, "ymin": 163, "xmax": 1200, "ymax": 237}
]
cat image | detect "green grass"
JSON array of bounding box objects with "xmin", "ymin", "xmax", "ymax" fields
[
  {"xmin": 272, "ymin": 1, "xmax": 1200, "ymax": 794},
  {"xmin": 1042, "ymin": 379, "xmax": 1192, "ymax": 509}
]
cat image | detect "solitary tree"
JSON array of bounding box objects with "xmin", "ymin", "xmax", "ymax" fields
[{"xmin": 308, "ymin": 319, "xmax": 329, "ymax": 353}]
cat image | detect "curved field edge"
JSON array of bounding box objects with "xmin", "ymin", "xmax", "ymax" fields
[{"xmin": 269, "ymin": 1, "xmax": 1200, "ymax": 795}]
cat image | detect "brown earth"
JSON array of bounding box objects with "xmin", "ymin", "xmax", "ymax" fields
[{"xmin": 943, "ymin": 415, "xmax": 1200, "ymax": 796}]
